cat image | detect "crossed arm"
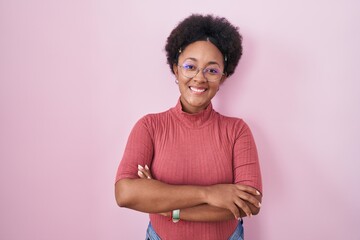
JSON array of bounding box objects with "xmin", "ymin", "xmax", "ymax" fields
[{"xmin": 115, "ymin": 165, "xmax": 262, "ymax": 222}]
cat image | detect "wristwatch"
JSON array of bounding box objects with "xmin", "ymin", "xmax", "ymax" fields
[{"xmin": 172, "ymin": 209, "xmax": 180, "ymax": 223}]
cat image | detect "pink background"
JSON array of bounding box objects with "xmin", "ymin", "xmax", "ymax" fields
[{"xmin": 1, "ymin": 1, "xmax": 360, "ymax": 239}]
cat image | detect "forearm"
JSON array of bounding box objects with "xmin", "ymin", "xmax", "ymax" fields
[
  {"xmin": 117, "ymin": 166, "xmax": 262, "ymax": 220},
  {"xmin": 115, "ymin": 178, "xmax": 207, "ymax": 213},
  {"xmin": 179, "ymin": 204, "xmax": 235, "ymax": 222},
  {"xmin": 176, "ymin": 197, "xmax": 261, "ymax": 222}
]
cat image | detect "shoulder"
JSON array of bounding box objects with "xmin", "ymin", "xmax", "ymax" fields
[
  {"xmin": 215, "ymin": 111, "xmax": 247, "ymax": 128},
  {"xmin": 139, "ymin": 108, "xmax": 171, "ymax": 124},
  {"xmin": 134, "ymin": 108, "xmax": 172, "ymax": 131},
  {"xmin": 214, "ymin": 111, "xmax": 253, "ymax": 137},
  {"xmin": 127, "ymin": 109, "xmax": 172, "ymax": 140}
]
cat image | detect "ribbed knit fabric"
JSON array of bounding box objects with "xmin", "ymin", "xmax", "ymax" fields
[{"xmin": 116, "ymin": 99, "xmax": 262, "ymax": 240}]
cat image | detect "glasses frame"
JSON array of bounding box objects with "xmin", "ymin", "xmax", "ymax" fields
[{"xmin": 177, "ymin": 63, "xmax": 225, "ymax": 83}]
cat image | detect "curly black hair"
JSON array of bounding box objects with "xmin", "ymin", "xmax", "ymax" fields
[{"xmin": 165, "ymin": 14, "xmax": 243, "ymax": 77}]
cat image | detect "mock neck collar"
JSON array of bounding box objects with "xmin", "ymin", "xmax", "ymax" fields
[{"xmin": 170, "ymin": 98, "xmax": 215, "ymax": 128}]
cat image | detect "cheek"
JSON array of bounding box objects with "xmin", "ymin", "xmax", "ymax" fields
[{"xmin": 179, "ymin": 82, "xmax": 189, "ymax": 91}]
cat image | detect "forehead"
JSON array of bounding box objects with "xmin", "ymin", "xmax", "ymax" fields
[{"xmin": 179, "ymin": 40, "xmax": 224, "ymax": 64}]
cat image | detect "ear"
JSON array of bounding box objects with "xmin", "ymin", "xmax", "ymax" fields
[{"xmin": 173, "ymin": 63, "xmax": 179, "ymax": 77}]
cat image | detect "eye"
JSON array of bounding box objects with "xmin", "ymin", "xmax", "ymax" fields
[
  {"xmin": 205, "ymin": 67, "xmax": 221, "ymax": 75},
  {"xmin": 182, "ymin": 63, "xmax": 197, "ymax": 71}
]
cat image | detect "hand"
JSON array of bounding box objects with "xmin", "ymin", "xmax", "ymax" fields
[
  {"xmin": 205, "ymin": 184, "xmax": 261, "ymax": 220},
  {"xmin": 137, "ymin": 164, "xmax": 153, "ymax": 179}
]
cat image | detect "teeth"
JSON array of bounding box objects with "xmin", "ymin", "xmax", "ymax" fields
[{"xmin": 190, "ymin": 87, "xmax": 206, "ymax": 93}]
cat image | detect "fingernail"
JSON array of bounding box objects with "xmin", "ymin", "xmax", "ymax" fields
[
  {"xmin": 137, "ymin": 170, "xmax": 143, "ymax": 176},
  {"xmin": 145, "ymin": 165, "xmax": 149, "ymax": 170},
  {"xmin": 249, "ymin": 213, "xmax": 252, "ymax": 218},
  {"xmin": 138, "ymin": 165, "xmax": 143, "ymax": 170},
  {"xmin": 258, "ymin": 202, "xmax": 262, "ymax": 208},
  {"xmin": 147, "ymin": 176, "xmax": 151, "ymax": 179},
  {"xmin": 237, "ymin": 217, "xmax": 241, "ymax": 221},
  {"xmin": 256, "ymin": 190, "xmax": 260, "ymax": 195}
]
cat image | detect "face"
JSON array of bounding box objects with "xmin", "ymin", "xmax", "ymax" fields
[{"xmin": 173, "ymin": 40, "xmax": 226, "ymax": 114}]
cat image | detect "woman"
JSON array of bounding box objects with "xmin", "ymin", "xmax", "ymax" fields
[{"xmin": 115, "ymin": 14, "xmax": 262, "ymax": 240}]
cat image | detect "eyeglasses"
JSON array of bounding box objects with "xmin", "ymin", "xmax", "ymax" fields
[{"xmin": 177, "ymin": 62, "xmax": 225, "ymax": 82}]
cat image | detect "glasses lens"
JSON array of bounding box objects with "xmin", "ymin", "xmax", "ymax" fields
[
  {"xmin": 180, "ymin": 63, "xmax": 197, "ymax": 78},
  {"xmin": 204, "ymin": 67, "xmax": 222, "ymax": 82},
  {"xmin": 179, "ymin": 62, "xmax": 223, "ymax": 82}
]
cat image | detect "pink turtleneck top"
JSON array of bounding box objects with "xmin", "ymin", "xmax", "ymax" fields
[{"xmin": 115, "ymin": 100, "xmax": 262, "ymax": 240}]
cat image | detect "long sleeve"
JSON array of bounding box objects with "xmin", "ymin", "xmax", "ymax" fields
[
  {"xmin": 233, "ymin": 121, "xmax": 263, "ymax": 193},
  {"xmin": 115, "ymin": 117, "xmax": 154, "ymax": 182}
]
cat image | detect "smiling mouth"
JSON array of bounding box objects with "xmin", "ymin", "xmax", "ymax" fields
[{"xmin": 189, "ymin": 86, "xmax": 206, "ymax": 93}]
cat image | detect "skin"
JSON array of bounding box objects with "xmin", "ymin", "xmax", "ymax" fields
[
  {"xmin": 137, "ymin": 165, "xmax": 262, "ymax": 221},
  {"xmin": 173, "ymin": 40, "xmax": 226, "ymax": 114},
  {"xmin": 115, "ymin": 40, "xmax": 262, "ymax": 221}
]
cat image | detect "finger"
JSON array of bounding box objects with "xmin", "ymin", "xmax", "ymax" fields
[
  {"xmin": 228, "ymin": 204, "xmax": 241, "ymax": 220},
  {"xmin": 144, "ymin": 165, "xmax": 152, "ymax": 179},
  {"xmin": 138, "ymin": 169, "xmax": 151, "ymax": 179},
  {"xmin": 138, "ymin": 164, "xmax": 149, "ymax": 177},
  {"xmin": 137, "ymin": 170, "xmax": 146, "ymax": 179},
  {"xmin": 234, "ymin": 198, "xmax": 252, "ymax": 218},
  {"xmin": 141, "ymin": 169, "xmax": 151, "ymax": 179},
  {"xmin": 236, "ymin": 184, "xmax": 261, "ymax": 196},
  {"xmin": 138, "ymin": 166, "xmax": 151, "ymax": 179},
  {"xmin": 236, "ymin": 191, "xmax": 261, "ymax": 208},
  {"xmin": 137, "ymin": 165, "xmax": 149, "ymax": 179}
]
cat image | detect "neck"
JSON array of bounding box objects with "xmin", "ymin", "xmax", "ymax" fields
[{"xmin": 179, "ymin": 98, "xmax": 209, "ymax": 114}]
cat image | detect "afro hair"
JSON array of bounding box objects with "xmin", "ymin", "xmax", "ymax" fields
[{"xmin": 165, "ymin": 14, "xmax": 243, "ymax": 77}]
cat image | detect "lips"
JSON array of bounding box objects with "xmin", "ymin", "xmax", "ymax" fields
[{"xmin": 189, "ymin": 86, "xmax": 206, "ymax": 93}]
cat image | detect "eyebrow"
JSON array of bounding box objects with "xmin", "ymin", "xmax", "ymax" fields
[{"xmin": 183, "ymin": 57, "xmax": 221, "ymax": 67}]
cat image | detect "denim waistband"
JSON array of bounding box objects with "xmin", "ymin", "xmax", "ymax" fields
[
  {"xmin": 145, "ymin": 220, "xmax": 244, "ymax": 240},
  {"xmin": 145, "ymin": 222, "xmax": 161, "ymax": 240},
  {"xmin": 228, "ymin": 219, "xmax": 244, "ymax": 240}
]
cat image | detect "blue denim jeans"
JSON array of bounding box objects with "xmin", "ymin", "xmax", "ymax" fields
[{"xmin": 145, "ymin": 220, "xmax": 244, "ymax": 240}]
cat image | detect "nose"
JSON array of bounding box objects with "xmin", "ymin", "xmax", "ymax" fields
[{"xmin": 193, "ymin": 69, "xmax": 207, "ymax": 82}]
